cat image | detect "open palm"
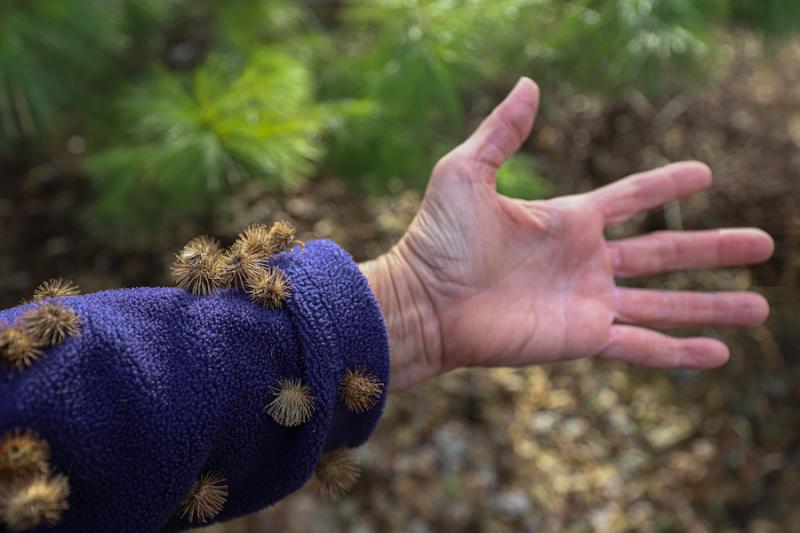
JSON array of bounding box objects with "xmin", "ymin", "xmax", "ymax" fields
[{"xmin": 393, "ymin": 78, "xmax": 773, "ymax": 386}]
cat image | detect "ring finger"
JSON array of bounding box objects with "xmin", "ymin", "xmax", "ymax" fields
[{"xmin": 615, "ymin": 288, "xmax": 769, "ymax": 328}]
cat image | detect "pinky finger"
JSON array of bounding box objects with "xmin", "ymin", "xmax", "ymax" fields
[{"xmin": 595, "ymin": 325, "xmax": 730, "ymax": 369}]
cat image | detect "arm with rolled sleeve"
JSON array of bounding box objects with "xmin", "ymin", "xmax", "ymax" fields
[{"xmin": 0, "ymin": 240, "xmax": 388, "ymax": 532}]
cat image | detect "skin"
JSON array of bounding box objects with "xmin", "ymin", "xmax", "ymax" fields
[{"xmin": 360, "ymin": 78, "xmax": 775, "ymax": 393}]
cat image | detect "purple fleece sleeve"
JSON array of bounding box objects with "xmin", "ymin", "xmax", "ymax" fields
[{"xmin": 0, "ymin": 240, "xmax": 389, "ymax": 532}]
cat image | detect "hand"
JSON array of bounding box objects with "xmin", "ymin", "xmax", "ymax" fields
[{"xmin": 361, "ymin": 78, "xmax": 774, "ymax": 392}]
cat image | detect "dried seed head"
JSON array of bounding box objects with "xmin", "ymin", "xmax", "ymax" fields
[
  {"xmin": 340, "ymin": 369, "xmax": 382, "ymax": 413},
  {"xmin": 235, "ymin": 223, "xmax": 275, "ymax": 257},
  {"xmin": 0, "ymin": 429, "xmax": 50, "ymax": 483},
  {"xmin": 179, "ymin": 472, "xmax": 228, "ymax": 524},
  {"xmin": 247, "ymin": 267, "xmax": 291, "ymax": 308},
  {"xmin": 170, "ymin": 243, "xmax": 223, "ymax": 296},
  {"xmin": 0, "ymin": 324, "xmax": 42, "ymax": 371},
  {"xmin": 20, "ymin": 302, "xmax": 81, "ymax": 347},
  {"xmin": 218, "ymin": 247, "xmax": 264, "ymax": 290},
  {"xmin": 266, "ymin": 378, "xmax": 314, "ymax": 427},
  {"xmin": 185, "ymin": 235, "xmax": 222, "ymax": 257},
  {"xmin": 268, "ymin": 221, "xmax": 298, "ymax": 253},
  {"xmin": 31, "ymin": 279, "xmax": 80, "ymax": 302},
  {"xmin": 0, "ymin": 474, "xmax": 69, "ymax": 532},
  {"xmin": 310, "ymin": 448, "xmax": 360, "ymax": 499}
]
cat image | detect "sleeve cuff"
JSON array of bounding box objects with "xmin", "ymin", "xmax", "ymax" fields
[{"xmin": 275, "ymin": 239, "xmax": 390, "ymax": 452}]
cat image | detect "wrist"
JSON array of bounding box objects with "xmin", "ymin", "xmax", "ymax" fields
[{"xmin": 359, "ymin": 244, "xmax": 443, "ymax": 392}]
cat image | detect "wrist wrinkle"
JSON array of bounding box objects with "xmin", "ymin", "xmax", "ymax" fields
[
  {"xmin": 360, "ymin": 247, "xmax": 443, "ymax": 392},
  {"xmin": 382, "ymin": 254, "xmax": 413, "ymax": 383},
  {"xmin": 391, "ymin": 244, "xmax": 444, "ymax": 384},
  {"xmin": 360, "ymin": 255, "xmax": 415, "ymax": 390},
  {"xmin": 390, "ymin": 254, "xmax": 428, "ymax": 384}
]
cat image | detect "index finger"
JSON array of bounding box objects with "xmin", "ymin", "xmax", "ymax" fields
[{"xmin": 590, "ymin": 161, "xmax": 712, "ymax": 224}]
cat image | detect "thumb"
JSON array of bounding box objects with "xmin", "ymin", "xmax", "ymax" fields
[{"xmin": 460, "ymin": 77, "xmax": 540, "ymax": 183}]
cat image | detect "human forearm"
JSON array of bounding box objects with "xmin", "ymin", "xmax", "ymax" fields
[{"xmin": 0, "ymin": 240, "xmax": 389, "ymax": 531}]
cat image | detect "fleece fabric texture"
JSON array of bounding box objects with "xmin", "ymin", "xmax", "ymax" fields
[{"xmin": 0, "ymin": 240, "xmax": 390, "ymax": 532}]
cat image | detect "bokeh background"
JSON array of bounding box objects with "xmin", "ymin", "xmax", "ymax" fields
[{"xmin": 1, "ymin": 0, "xmax": 799, "ymax": 531}]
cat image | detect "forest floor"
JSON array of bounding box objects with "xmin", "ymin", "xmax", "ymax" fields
[{"xmin": 1, "ymin": 36, "xmax": 798, "ymax": 532}]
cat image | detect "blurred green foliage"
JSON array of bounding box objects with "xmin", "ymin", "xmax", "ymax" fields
[
  {"xmin": 1, "ymin": 0, "xmax": 798, "ymax": 242},
  {"xmin": 538, "ymin": 0, "xmax": 727, "ymax": 94},
  {"xmin": 729, "ymin": 0, "xmax": 800, "ymax": 41},
  {"xmin": 496, "ymin": 155, "xmax": 553, "ymax": 200},
  {"xmin": 0, "ymin": 0, "xmax": 126, "ymax": 151},
  {"xmin": 86, "ymin": 50, "xmax": 325, "ymax": 235}
]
